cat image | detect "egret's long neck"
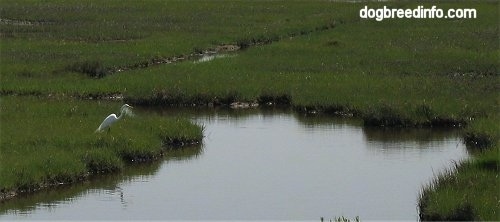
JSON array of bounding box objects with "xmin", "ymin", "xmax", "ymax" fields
[{"xmin": 117, "ymin": 109, "xmax": 126, "ymax": 120}]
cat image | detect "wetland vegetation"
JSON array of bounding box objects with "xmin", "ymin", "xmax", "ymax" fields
[
  {"xmin": 0, "ymin": 0, "xmax": 498, "ymax": 220},
  {"xmin": 0, "ymin": 96, "xmax": 203, "ymax": 199}
]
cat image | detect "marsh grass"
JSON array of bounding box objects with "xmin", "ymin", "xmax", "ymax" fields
[
  {"xmin": 0, "ymin": 159, "xmax": 166, "ymax": 214},
  {"xmin": 419, "ymin": 114, "xmax": 499, "ymax": 221},
  {"xmin": 116, "ymin": 45, "xmax": 494, "ymax": 127},
  {"xmin": 419, "ymin": 147, "xmax": 500, "ymax": 220},
  {"xmin": 66, "ymin": 60, "xmax": 109, "ymax": 79},
  {"xmin": 321, "ymin": 216, "xmax": 360, "ymax": 222},
  {"xmin": 2, "ymin": 2, "xmax": 496, "ymax": 129},
  {"xmin": 0, "ymin": 0, "xmax": 340, "ymax": 82},
  {"xmin": 0, "ymin": 0, "xmax": 498, "ymax": 218},
  {"xmin": 463, "ymin": 116, "xmax": 499, "ymax": 149},
  {"xmin": 0, "ymin": 96, "xmax": 202, "ymax": 197}
]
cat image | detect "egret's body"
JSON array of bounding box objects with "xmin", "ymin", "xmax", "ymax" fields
[{"xmin": 95, "ymin": 104, "xmax": 133, "ymax": 133}]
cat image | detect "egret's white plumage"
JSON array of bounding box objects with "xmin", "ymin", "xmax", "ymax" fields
[{"xmin": 95, "ymin": 104, "xmax": 134, "ymax": 133}]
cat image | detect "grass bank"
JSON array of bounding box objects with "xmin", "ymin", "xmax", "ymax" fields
[
  {"xmin": 419, "ymin": 118, "xmax": 499, "ymax": 220},
  {"xmin": 0, "ymin": 96, "xmax": 203, "ymax": 200},
  {"xmin": 0, "ymin": 0, "xmax": 498, "ymax": 220},
  {"xmin": 2, "ymin": 2, "xmax": 497, "ymax": 128},
  {"xmin": 0, "ymin": 0, "xmax": 338, "ymax": 81},
  {"xmin": 0, "ymin": 143, "xmax": 202, "ymax": 214}
]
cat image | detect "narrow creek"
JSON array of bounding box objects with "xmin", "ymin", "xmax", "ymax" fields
[{"xmin": 0, "ymin": 108, "xmax": 468, "ymax": 220}]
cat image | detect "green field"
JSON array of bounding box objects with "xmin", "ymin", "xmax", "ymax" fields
[
  {"xmin": 0, "ymin": 96, "xmax": 203, "ymax": 197},
  {"xmin": 1, "ymin": 0, "xmax": 498, "ymax": 220}
]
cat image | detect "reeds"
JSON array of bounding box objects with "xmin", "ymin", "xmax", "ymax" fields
[
  {"xmin": 418, "ymin": 148, "xmax": 499, "ymax": 221},
  {"xmin": 0, "ymin": 96, "xmax": 203, "ymax": 200},
  {"xmin": 66, "ymin": 60, "xmax": 109, "ymax": 78},
  {"xmin": 0, "ymin": 0, "xmax": 498, "ymax": 217},
  {"xmin": 418, "ymin": 116, "xmax": 499, "ymax": 220}
]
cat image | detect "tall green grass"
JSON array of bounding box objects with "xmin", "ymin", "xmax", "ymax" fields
[
  {"xmin": 419, "ymin": 116, "xmax": 499, "ymax": 220},
  {"xmin": 0, "ymin": 96, "xmax": 202, "ymax": 197},
  {"xmin": 0, "ymin": 0, "xmax": 339, "ymax": 81},
  {"xmin": 419, "ymin": 147, "xmax": 499, "ymax": 220},
  {"xmin": 2, "ymin": 2, "xmax": 497, "ymax": 128},
  {"xmin": 111, "ymin": 9, "xmax": 496, "ymax": 127},
  {"xmin": 0, "ymin": 0, "xmax": 498, "ymax": 218}
]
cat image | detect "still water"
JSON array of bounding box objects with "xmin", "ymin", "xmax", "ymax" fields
[{"xmin": 0, "ymin": 109, "xmax": 468, "ymax": 220}]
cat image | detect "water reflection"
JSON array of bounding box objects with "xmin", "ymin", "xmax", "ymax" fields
[
  {"xmin": 362, "ymin": 127, "xmax": 465, "ymax": 161},
  {"xmin": 363, "ymin": 127, "xmax": 462, "ymax": 144},
  {"xmin": 0, "ymin": 144, "xmax": 202, "ymax": 216},
  {"xmin": 0, "ymin": 109, "xmax": 467, "ymax": 220}
]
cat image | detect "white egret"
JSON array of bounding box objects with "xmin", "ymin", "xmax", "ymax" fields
[{"xmin": 95, "ymin": 104, "xmax": 134, "ymax": 133}]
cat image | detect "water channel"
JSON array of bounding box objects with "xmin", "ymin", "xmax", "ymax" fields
[{"xmin": 0, "ymin": 108, "xmax": 468, "ymax": 220}]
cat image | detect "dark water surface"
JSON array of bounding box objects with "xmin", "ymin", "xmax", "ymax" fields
[{"xmin": 0, "ymin": 109, "xmax": 468, "ymax": 220}]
